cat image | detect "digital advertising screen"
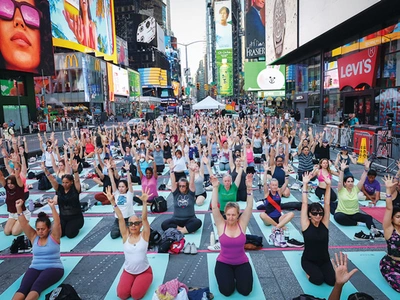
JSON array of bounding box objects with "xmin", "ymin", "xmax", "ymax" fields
[
  {"xmin": 214, "ymin": 0, "xmax": 232, "ymax": 50},
  {"xmin": 116, "ymin": 36, "xmax": 129, "ymax": 67},
  {"xmin": 50, "ymin": 0, "xmax": 117, "ymax": 62},
  {"xmin": 245, "ymin": 0, "xmax": 266, "ymax": 58},
  {"xmin": 0, "ymin": 0, "xmax": 55, "ymax": 75}
]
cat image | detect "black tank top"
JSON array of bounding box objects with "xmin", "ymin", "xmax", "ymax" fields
[
  {"xmin": 273, "ymin": 166, "xmax": 285, "ymax": 187},
  {"xmin": 231, "ymin": 168, "xmax": 246, "ymax": 201},
  {"xmin": 302, "ymin": 222, "xmax": 330, "ymax": 262}
]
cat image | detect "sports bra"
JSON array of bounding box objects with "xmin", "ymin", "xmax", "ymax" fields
[{"xmin": 318, "ymin": 169, "xmax": 332, "ymax": 182}]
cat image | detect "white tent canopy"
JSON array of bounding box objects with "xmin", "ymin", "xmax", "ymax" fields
[{"xmin": 192, "ymin": 96, "xmax": 225, "ymax": 110}]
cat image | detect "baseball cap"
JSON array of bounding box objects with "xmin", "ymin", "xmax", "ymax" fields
[
  {"xmin": 322, "ymin": 139, "xmax": 328, "ymax": 143},
  {"xmin": 341, "ymin": 146, "xmax": 348, "ymax": 151}
]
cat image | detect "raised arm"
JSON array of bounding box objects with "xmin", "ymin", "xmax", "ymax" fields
[
  {"xmin": 322, "ymin": 178, "xmax": 331, "ymax": 228},
  {"xmin": 210, "ymin": 175, "xmax": 224, "ymax": 230},
  {"xmin": 105, "ymin": 161, "xmax": 117, "ymax": 193},
  {"xmin": 337, "ymin": 161, "xmax": 347, "ymax": 192},
  {"xmin": 70, "ymin": 160, "xmax": 81, "ymax": 193},
  {"xmin": 125, "ymin": 162, "xmax": 134, "ymax": 193},
  {"xmin": 49, "ymin": 196, "xmax": 61, "ymax": 243},
  {"xmin": 188, "ymin": 162, "xmax": 196, "ymax": 193},
  {"xmin": 382, "ymin": 175, "xmax": 396, "ymax": 239},
  {"xmin": 357, "ymin": 160, "xmax": 370, "ymax": 191},
  {"xmin": 278, "ymin": 166, "xmax": 290, "ymax": 197},
  {"xmin": 239, "ymin": 174, "xmax": 255, "ymax": 229},
  {"xmin": 169, "ymin": 162, "xmax": 177, "ymax": 192},
  {"xmin": 15, "ymin": 199, "xmax": 36, "ymax": 243},
  {"xmin": 300, "ymin": 172, "xmax": 312, "ymax": 231},
  {"xmin": 104, "ymin": 186, "xmax": 129, "ymax": 242},
  {"xmin": 139, "ymin": 187, "xmax": 152, "ymax": 242},
  {"xmin": 233, "ymin": 164, "xmax": 243, "ymax": 187}
]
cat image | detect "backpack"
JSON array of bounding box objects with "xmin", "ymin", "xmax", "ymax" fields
[
  {"xmin": 45, "ymin": 283, "xmax": 81, "ymax": 300},
  {"xmin": 292, "ymin": 294, "xmax": 325, "ymax": 300},
  {"xmin": 150, "ymin": 196, "xmax": 167, "ymax": 213},
  {"xmin": 10, "ymin": 235, "xmax": 32, "ymax": 254},
  {"xmin": 38, "ymin": 173, "xmax": 52, "ymax": 190},
  {"xmin": 148, "ymin": 228, "xmax": 162, "ymax": 249}
]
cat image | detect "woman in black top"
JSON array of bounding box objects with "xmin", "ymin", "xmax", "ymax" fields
[
  {"xmin": 300, "ymin": 172, "xmax": 335, "ymax": 286},
  {"xmin": 41, "ymin": 160, "xmax": 83, "ymax": 238}
]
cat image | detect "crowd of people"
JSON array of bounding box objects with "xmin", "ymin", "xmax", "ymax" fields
[{"xmin": 1, "ymin": 114, "xmax": 400, "ymax": 299}]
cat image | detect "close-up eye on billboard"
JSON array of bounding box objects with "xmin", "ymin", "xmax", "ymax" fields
[
  {"xmin": 49, "ymin": 0, "xmax": 117, "ymax": 62},
  {"xmin": 0, "ymin": 0, "xmax": 55, "ymax": 75}
]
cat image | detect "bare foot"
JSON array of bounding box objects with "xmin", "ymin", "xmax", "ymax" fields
[{"xmin": 177, "ymin": 226, "xmax": 188, "ymax": 234}]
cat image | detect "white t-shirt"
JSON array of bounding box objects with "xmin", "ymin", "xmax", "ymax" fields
[{"xmin": 114, "ymin": 190, "xmax": 135, "ymax": 218}]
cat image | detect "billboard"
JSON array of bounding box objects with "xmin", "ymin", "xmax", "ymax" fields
[
  {"xmin": 245, "ymin": 0, "xmax": 266, "ymax": 58},
  {"xmin": 299, "ymin": 0, "xmax": 379, "ymax": 46},
  {"xmin": 111, "ymin": 65, "xmax": 129, "ymax": 96},
  {"xmin": 265, "ymin": 0, "xmax": 298, "ymax": 64},
  {"xmin": 244, "ymin": 62, "xmax": 285, "ymax": 91},
  {"xmin": 132, "ymin": 14, "xmax": 158, "ymax": 48},
  {"xmin": 157, "ymin": 24, "xmax": 165, "ymax": 53},
  {"xmin": 116, "ymin": 37, "xmax": 129, "ymax": 67},
  {"xmin": 50, "ymin": 0, "xmax": 117, "ymax": 62},
  {"xmin": 128, "ymin": 69, "xmax": 141, "ymax": 98},
  {"xmin": 215, "ymin": 0, "xmax": 232, "ymax": 50},
  {"xmin": 216, "ymin": 49, "xmax": 233, "ymax": 96},
  {"xmin": 0, "ymin": 0, "xmax": 54, "ymax": 75},
  {"xmin": 165, "ymin": 36, "xmax": 181, "ymax": 82},
  {"xmin": 138, "ymin": 68, "xmax": 168, "ymax": 87}
]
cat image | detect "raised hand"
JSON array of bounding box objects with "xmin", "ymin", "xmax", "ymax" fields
[
  {"xmin": 245, "ymin": 173, "xmax": 253, "ymax": 189},
  {"xmin": 15, "ymin": 199, "xmax": 24, "ymax": 208},
  {"xmin": 48, "ymin": 196, "xmax": 58, "ymax": 207},
  {"xmin": 383, "ymin": 175, "xmax": 396, "ymax": 190},
  {"xmin": 103, "ymin": 186, "xmax": 115, "ymax": 204},
  {"xmin": 71, "ymin": 159, "xmax": 79, "ymax": 173},
  {"xmin": 340, "ymin": 160, "xmax": 348, "ymax": 171},
  {"xmin": 139, "ymin": 187, "xmax": 153, "ymax": 204},
  {"xmin": 331, "ymin": 252, "xmax": 358, "ymax": 285},
  {"xmin": 324, "ymin": 177, "xmax": 332, "ymax": 186},
  {"xmin": 364, "ymin": 159, "xmax": 371, "ymax": 170},
  {"xmin": 210, "ymin": 175, "xmax": 219, "ymax": 187},
  {"xmin": 302, "ymin": 172, "xmax": 312, "ymax": 185}
]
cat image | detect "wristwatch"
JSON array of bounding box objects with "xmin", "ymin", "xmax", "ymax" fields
[{"xmin": 273, "ymin": 0, "xmax": 286, "ymax": 58}]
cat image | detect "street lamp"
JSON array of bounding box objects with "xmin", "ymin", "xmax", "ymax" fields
[{"xmin": 177, "ymin": 40, "xmax": 206, "ymax": 88}]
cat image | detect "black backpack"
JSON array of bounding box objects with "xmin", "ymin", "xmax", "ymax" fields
[
  {"xmin": 148, "ymin": 228, "xmax": 162, "ymax": 249},
  {"xmin": 10, "ymin": 235, "xmax": 32, "ymax": 254},
  {"xmin": 150, "ymin": 196, "xmax": 167, "ymax": 213},
  {"xmin": 38, "ymin": 173, "xmax": 52, "ymax": 190},
  {"xmin": 45, "ymin": 283, "xmax": 81, "ymax": 300}
]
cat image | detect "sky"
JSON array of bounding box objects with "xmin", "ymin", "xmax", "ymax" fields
[{"xmin": 170, "ymin": 0, "xmax": 207, "ymax": 86}]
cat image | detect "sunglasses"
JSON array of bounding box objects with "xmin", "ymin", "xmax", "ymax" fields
[
  {"xmin": 0, "ymin": 0, "xmax": 42, "ymax": 29},
  {"xmin": 127, "ymin": 221, "xmax": 142, "ymax": 227},
  {"xmin": 178, "ymin": 185, "xmax": 186, "ymax": 188},
  {"xmin": 310, "ymin": 211, "xmax": 324, "ymax": 216}
]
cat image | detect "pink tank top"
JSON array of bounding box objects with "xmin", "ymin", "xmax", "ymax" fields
[
  {"xmin": 141, "ymin": 175, "xmax": 158, "ymax": 201},
  {"xmin": 246, "ymin": 148, "xmax": 254, "ymax": 164},
  {"xmin": 317, "ymin": 170, "xmax": 332, "ymax": 183},
  {"xmin": 217, "ymin": 223, "xmax": 248, "ymax": 265}
]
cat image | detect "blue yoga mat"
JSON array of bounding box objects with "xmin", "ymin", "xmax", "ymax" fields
[
  {"xmin": 88, "ymin": 185, "xmax": 104, "ymax": 192},
  {"xmin": 0, "ymin": 204, "xmax": 8, "ymax": 215},
  {"xmin": 181, "ymin": 214, "xmax": 205, "ymax": 247},
  {"xmin": 207, "ymin": 252, "xmax": 265, "ymax": 300},
  {"xmin": 358, "ymin": 200, "xmax": 386, "ymax": 208},
  {"xmin": 237, "ymin": 199, "xmax": 256, "ymax": 210},
  {"xmin": 281, "ymin": 194, "xmax": 301, "ymax": 204},
  {"xmin": 283, "ymin": 251, "xmax": 357, "ymax": 299},
  {"xmin": 253, "ymin": 212, "xmax": 304, "ymax": 245},
  {"xmin": 0, "ymin": 256, "xmax": 82, "ymax": 300},
  {"xmin": 60, "ymin": 217, "xmax": 102, "ymax": 252},
  {"xmin": 104, "ymin": 253, "xmax": 169, "ymax": 300},
  {"xmin": 345, "ymin": 251, "xmax": 399, "ymax": 299},
  {"xmin": 85, "ymin": 204, "xmax": 114, "ymax": 214},
  {"xmin": 0, "ymin": 217, "xmax": 38, "ymax": 251},
  {"xmin": 329, "ymin": 215, "xmax": 369, "ymax": 241},
  {"xmin": 91, "ymin": 217, "xmax": 155, "ymax": 252}
]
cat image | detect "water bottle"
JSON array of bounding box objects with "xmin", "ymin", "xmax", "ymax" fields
[
  {"xmin": 210, "ymin": 232, "xmax": 215, "ymax": 247},
  {"xmin": 201, "ymin": 292, "xmax": 208, "ymax": 300},
  {"xmin": 284, "ymin": 228, "xmax": 290, "ymax": 242},
  {"xmin": 28, "ymin": 199, "xmax": 34, "ymax": 212},
  {"xmin": 320, "ymin": 194, "xmax": 325, "ymax": 204},
  {"xmin": 370, "ymin": 225, "xmax": 375, "ymax": 242}
]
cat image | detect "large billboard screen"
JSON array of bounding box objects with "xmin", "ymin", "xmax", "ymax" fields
[
  {"xmin": 245, "ymin": 0, "xmax": 266, "ymax": 58},
  {"xmin": 216, "ymin": 49, "xmax": 233, "ymax": 96},
  {"xmin": 132, "ymin": 14, "xmax": 158, "ymax": 49},
  {"xmin": 0, "ymin": 0, "xmax": 55, "ymax": 75},
  {"xmin": 165, "ymin": 36, "xmax": 181, "ymax": 82},
  {"xmin": 299, "ymin": 0, "xmax": 379, "ymax": 46},
  {"xmin": 244, "ymin": 62, "xmax": 285, "ymax": 91},
  {"xmin": 50, "ymin": 0, "xmax": 117, "ymax": 62},
  {"xmin": 215, "ymin": 0, "xmax": 232, "ymax": 50},
  {"xmin": 128, "ymin": 69, "xmax": 141, "ymax": 98},
  {"xmin": 138, "ymin": 68, "xmax": 168, "ymax": 87},
  {"xmin": 265, "ymin": 0, "xmax": 298, "ymax": 65},
  {"xmin": 116, "ymin": 37, "xmax": 129, "ymax": 67},
  {"xmin": 111, "ymin": 65, "xmax": 129, "ymax": 96}
]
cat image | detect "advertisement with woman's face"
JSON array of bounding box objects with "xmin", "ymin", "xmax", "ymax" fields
[
  {"xmin": 0, "ymin": 0, "xmax": 55, "ymax": 75},
  {"xmin": 51, "ymin": 0, "xmax": 116, "ymax": 62}
]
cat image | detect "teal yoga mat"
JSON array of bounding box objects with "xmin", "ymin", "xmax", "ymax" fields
[
  {"xmin": 60, "ymin": 217, "xmax": 102, "ymax": 252},
  {"xmin": 207, "ymin": 252, "xmax": 265, "ymax": 300},
  {"xmin": 85, "ymin": 204, "xmax": 114, "ymax": 214},
  {"xmin": 0, "ymin": 256, "xmax": 82, "ymax": 300},
  {"xmin": 253, "ymin": 212, "xmax": 304, "ymax": 245},
  {"xmin": 0, "ymin": 217, "xmax": 38, "ymax": 251},
  {"xmin": 237, "ymin": 199, "xmax": 256, "ymax": 210},
  {"xmin": 181, "ymin": 214, "xmax": 205, "ymax": 247},
  {"xmin": 88, "ymin": 185, "xmax": 104, "ymax": 192},
  {"xmin": 345, "ymin": 251, "xmax": 399, "ymax": 299},
  {"xmin": 281, "ymin": 193, "xmax": 301, "ymax": 204},
  {"xmin": 329, "ymin": 215, "xmax": 369, "ymax": 241},
  {"xmin": 104, "ymin": 253, "xmax": 169, "ymax": 300},
  {"xmin": 195, "ymin": 191, "xmax": 212, "ymax": 212},
  {"xmin": 358, "ymin": 200, "xmax": 386, "ymax": 208},
  {"xmin": 0, "ymin": 204, "xmax": 8, "ymax": 215},
  {"xmin": 283, "ymin": 251, "xmax": 357, "ymax": 299},
  {"xmin": 91, "ymin": 217, "xmax": 155, "ymax": 252}
]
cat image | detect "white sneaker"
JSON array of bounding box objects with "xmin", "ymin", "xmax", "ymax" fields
[
  {"xmin": 291, "ymin": 183, "xmax": 300, "ymax": 190},
  {"xmin": 208, "ymin": 242, "xmax": 221, "ymax": 251}
]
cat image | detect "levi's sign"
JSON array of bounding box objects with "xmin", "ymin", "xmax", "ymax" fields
[{"xmin": 337, "ymin": 46, "xmax": 378, "ymax": 90}]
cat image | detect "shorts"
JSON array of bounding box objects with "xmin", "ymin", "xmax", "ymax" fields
[
  {"xmin": 195, "ymin": 191, "xmax": 207, "ymax": 200},
  {"xmin": 9, "ymin": 210, "xmax": 31, "ymax": 221}
]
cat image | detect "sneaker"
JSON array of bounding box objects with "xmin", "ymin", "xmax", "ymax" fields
[
  {"xmin": 354, "ymin": 231, "xmax": 370, "ymax": 240},
  {"xmin": 269, "ymin": 233, "xmax": 277, "ymax": 246},
  {"xmin": 183, "ymin": 242, "xmax": 191, "ymax": 254},
  {"xmin": 278, "ymin": 231, "xmax": 288, "ymax": 248},
  {"xmin": 273, "ymin": 229, "xmax": 282, "ymax": 247},
  {"xmin": 374, "ymin": 230, "xmax": 384, "ymax": 239},
  {"xmin": 291, "ymin": 183, "xmax": 300, "ymax": 190},
  {"xmin": 190, "ymin": 243, "xmax": 198, "ymax": 255},
  {"xmin": 286, "ymin": 239, "xmax": 304, "ymax": 248},
  {"xmin": 208, "ymin": 242, "xmax": 221, "ymax": 251},
  {"xmin": 205, "ymin": 185, "xmax": 213, "ymax": 191}
]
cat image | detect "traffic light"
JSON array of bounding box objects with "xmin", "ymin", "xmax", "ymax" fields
[
  {"xmin": 181, "ymin": 87, "xmax": 185, "ymax": 95},
  {"xmin": 196, "ymin": 83, "xmax": 200, "ymax": 90}
]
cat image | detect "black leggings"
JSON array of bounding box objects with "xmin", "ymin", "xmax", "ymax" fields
[
  {"xmin": 315, "ymin": 187, "xmax": 337, "ymax": 215},
  {"xmin": 174, "ymin": 171, "xmax": 187, "ymax": 182},
  {"xmin": 60, "ymin": 214, "xmax": 84, "ymax": 238},
  {"xmin": 215, "ymin": 261, "xmax": 253, "ymax": 296},
  {"xmin": 161, "ymin": 216, "xmax": 202, "ymax": 233},
  {"xmin": 110, "ymin": 217, "xmax": 129, "ymax": 239},
  {"xmin": 334, "ymin": 212, "xmax": 375, "ymax": 229},
  {"xmin": 301, "ymin": 257, "xmax": 335, "ymax": 286},
  {"xmin": 17, "ymin": 268, "xmax": 64, "ymax": 296}
]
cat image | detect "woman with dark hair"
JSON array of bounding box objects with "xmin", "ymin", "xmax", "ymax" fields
[
  {"xmin": 136, "ymin": 159, "xmax": 158, "ymax": 205},
  {"xmin": 300, "ymin": 172, "xmax": 335, "ymax": 286},
  {"xmin": 334, "ymin": 160, "xmax": 382, "ymax": 240},
  {"xmin": 108, "ymin": 161, "xmax": 135, "ymax": 239},
  {"xmin": 0, "ymin": 0, "xmax": 53, "ymax": 73},
  {"xmin": 63, "ymin": 0, "xmax": 97, "ymax": 49},
  {"xmin": 210, "ymin": 173, "xmax": 254, "ymax": 296},
  {"xmin": 41, "ymin": 160, "xmax": 83, "ymax": 238},
  {"xmin": 0, "ymin": 167, "xmax": 29, "ymax": 236},
  {"xmin": 380, "ymin": 175, "xmax": 400, "ymax": 292},
  {"xmin": 13, "ymin": 196, "xmax": 64, "ymax": 299},
  {"xmin": 171, "ymin": 147, "xmax": 187, "ymax": 182},
  {"xmin": 161, "ymin": 161, "xmax": 202, "ymax": 234}
]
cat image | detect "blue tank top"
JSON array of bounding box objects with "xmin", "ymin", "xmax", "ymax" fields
[
  {"xmin": 30, "ymin": 235, "xmax": 63, "ymax": 270},
  {"xmin": 264, "ymin": 191, "xmax": 282, "ymax": 219}
]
